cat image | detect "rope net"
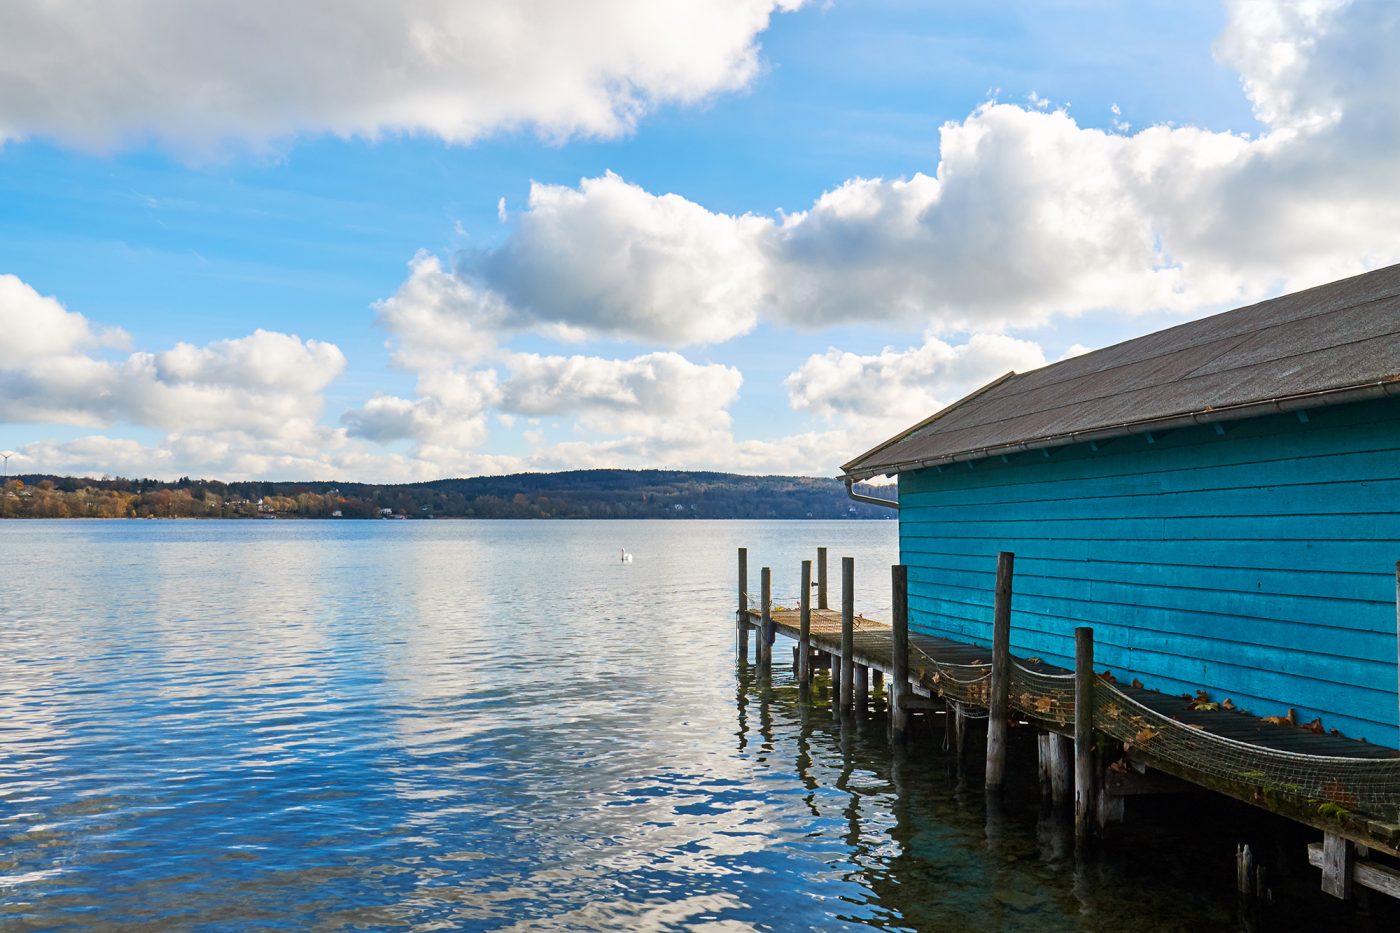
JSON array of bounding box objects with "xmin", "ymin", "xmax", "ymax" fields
[
  {"xmin": 915, "ymin": 647, "xmax": 991, "ymax": 709},
  {"xmin": 929, "ymin": 653, "xmax": 1400, "ymax": 823},
  {"xmin": 1009, "ymin": 662, "xmax": 1076, "ymax": 729},
  {"xmin": 1090, "ymin": 679, "xmax": 1400, "ymax": 823}
]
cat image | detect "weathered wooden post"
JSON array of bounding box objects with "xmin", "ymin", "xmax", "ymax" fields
[
  {"xmin": 1237, "ymin": 843, "xmax": 1254, "ymax": 897},
  {"xmin": 840, "ymin": 557, "xmax": 855, "ymax": 714},
  {"xmin": 1049, "ymin": 733, "xmax": 1072, "ymax": 806},
  {"xmin": 891, "ymin": 564, "xmax": 910, "ymax": 743},
  {"xmin": 854, "ymin": 665, "xmax": 869, "ymax": 716},
  {"xmin": 830, "ymin": 651, "xmax": 842, "ymax": 718},
  {"xmin": 817, "ymin": 547, "xmax": 829, "ymax": 611},
  {"xmin": 986, "ymin": 551, "xmax": 1015, "ymax": 792},
  {"xmin": 760, "ymin": 567, "xmax": 772, "ymax": 668},
  {"xmin": 799, "ymin": 559, "xmax": 812, "ymax": 687},
  {"xmin": 1321, "ymin": 832, "xmax": 1354, "ymax": 900},
  {"xmin": 1074, "ymin": 626, "xmax": 1095, "ymax": 839},
  {"xmin": 737, "ymin": 548, "xmax": 749, "ymax": 660},
  {"xmin": 953, "ymin": 702, "xmax": 967, "ymax": 764}
]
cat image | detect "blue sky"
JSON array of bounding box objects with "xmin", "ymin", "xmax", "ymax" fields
[{"xmin": 2, "ymin": 1, "xmax": 1395, "ymax": 480}]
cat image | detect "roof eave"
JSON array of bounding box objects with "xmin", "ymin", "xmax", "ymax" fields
[
  {"xmin": 841, "ymin": 377, "xmax": 1400, "ymax": 481},
  {"xmin": 839, "ymin": 370, "xmax": 1019, "ymax": 475}
]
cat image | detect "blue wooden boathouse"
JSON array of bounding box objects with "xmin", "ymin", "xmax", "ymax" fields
[{"xmin": 842, "ymin": 264, "xmax": 1400, "ymax": 747}]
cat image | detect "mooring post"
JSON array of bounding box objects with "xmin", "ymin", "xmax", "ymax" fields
[
  {"xmin": 840, "ymin": 557, "xmax": 855, "ymax": 714},
  {"xmin": 1074, "ymin": 626, "xmax": 1095, "ymax": 839},
  {"xmin": 891, "ymin": 564, "xmax": 910, "ymax": 743},
  {"xmin": 799, "ymin": 559, "xmax": 812, "ymax": 687},
  {"xmin": 737, "ymin": 548, "xmax": 749, "ymax": 661},
  {"xmin": 817, "ymin": 547, "xmax": 829, "ymax": 611},
  {"xmin": 986, "ymin": 551, "xmax": 1015, "ymax": 792},
  {"xmin": 760, "ymin": 566, "xmax": 772, "ymax": 669}
]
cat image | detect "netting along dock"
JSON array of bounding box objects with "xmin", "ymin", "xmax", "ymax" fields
[{"xmin": 743, "ymin": 603, "xmax": 1400, "ymax": 853}]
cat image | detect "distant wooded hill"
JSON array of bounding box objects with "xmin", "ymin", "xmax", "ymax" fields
[{"xmin": 1, "ymin": 470, "xmax": 897, "ymax": 519}]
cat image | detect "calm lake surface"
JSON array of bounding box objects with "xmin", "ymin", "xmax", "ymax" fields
[{"xmin": 1, "ymin": 520, "xmax": 1395, "ymax": 931}]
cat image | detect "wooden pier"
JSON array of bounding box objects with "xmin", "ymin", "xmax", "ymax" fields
[{"xmin": 736, "ymin": 547, "xmax": 1400, "ymax": 903}]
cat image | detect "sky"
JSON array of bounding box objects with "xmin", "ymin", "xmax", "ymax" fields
[{"xmin": 2, "ymin": 0, "xmax": 1398, "ymax": 482}]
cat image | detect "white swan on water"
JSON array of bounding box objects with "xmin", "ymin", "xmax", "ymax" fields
[{"xmin": 620, "ymin": 548, "xmax": 633, "ymax": 563}]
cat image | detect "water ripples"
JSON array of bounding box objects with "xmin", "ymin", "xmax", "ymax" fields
[{"xmin": 1, "ymin": 520, "xmax": 1395, "ymax": 931}]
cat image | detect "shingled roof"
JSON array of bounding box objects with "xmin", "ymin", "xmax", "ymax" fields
[{"xmin": 842, "ymin": 263, "xmax": 1400, "ymax": 480}]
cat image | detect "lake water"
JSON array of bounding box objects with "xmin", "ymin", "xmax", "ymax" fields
[{"xmin": 1, "ymin": 520, "xmax": 1395, "ymax": 931}]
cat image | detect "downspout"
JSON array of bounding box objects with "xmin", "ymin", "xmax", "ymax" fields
[{"xmin": 845, "ymin": 477, "xmax": 898, "ymax": 510}]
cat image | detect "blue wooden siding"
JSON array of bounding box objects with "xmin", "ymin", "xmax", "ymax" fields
[{"xmin": 897, "ymin": 396, "xmax": 1400, "ymax": 747}]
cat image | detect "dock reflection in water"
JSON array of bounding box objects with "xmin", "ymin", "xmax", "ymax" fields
[{"xmin": 0, "ymin": 519, "xmax": 1395, "ymax": 931}]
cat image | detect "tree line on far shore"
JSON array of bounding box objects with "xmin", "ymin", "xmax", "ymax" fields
[{"xmin": 0, "ymin": 470, "xmax": 897, "ymax": 520}]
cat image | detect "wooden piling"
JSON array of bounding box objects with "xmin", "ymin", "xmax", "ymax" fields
[
  {"xmin": 1309, "ymin": 840, "xmax": 1400, "ymax": 900},
  {"xmin": 759, "ymin": 566, "xmax": 772, "ymax": 668},
  {"xmin": 799, "ymin": 559, "xmax": 812, "ymax": 687},
  {"xmin": 830, "ymin": 651, "xmax": 842, "ymax": 718},
  {"xmin": 1237, "ymin": 843, "xmax": 1255, "ymax": 896},
  {"xmin": 953, "ymin": 702, "xmax": 967, "ymax": 763},
  {"xmin": 817, "ymin": 547, "xmax": 829, "ymax": 611},
  {"xmin": 986, "ymin": 551, "xmax": 1015, "ymax": 792},
  {"xmin": 737, "ymin": 548, "xmax": 749, "ymax": 660},
  {"xmin": 1048, "ymin": 733, "xmax": 1072, "ymax": 806},
  {"xmin": 840, "ymin": 557, "xmax": 855, "ymax": 714},
  {"xmin": 1074, "ymin": 626, "xmax": 1095, "ymax": 839},
  {"xmin": 854, "ymin": 664, "xmax": 869, "ymax": 716},
  {"xmin": 891, "ymin": 564, "xmax": 910, "ymax": 742},
  {"xmin": 1321, "ymin": 831, "xmax": 1354, "ymax": 900}
]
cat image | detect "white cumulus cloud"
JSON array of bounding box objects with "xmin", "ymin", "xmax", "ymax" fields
[
  {"xmin": 786, "ymin": 333, "xmax": 1047, "ymax": 430},
  {"xmin": 0, "ymin": 0, "xmax": 804, "ymax": 152},
  {"xmin": 0, "ymin": 278, "xmax": 346, "ymax": 433},
  {"xmin": 0, "ymin": 274, "xmax": 128, "ymax": 365},
  {"xmin": 387, "ymin": 0, "xmax": 1400, "ymax": 347}
]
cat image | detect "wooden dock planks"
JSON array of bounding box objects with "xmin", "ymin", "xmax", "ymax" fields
[{"xmin": 746, "ymin": 605, "xmax": 1396, "ymax": 760}]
